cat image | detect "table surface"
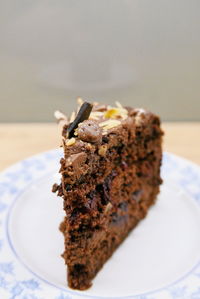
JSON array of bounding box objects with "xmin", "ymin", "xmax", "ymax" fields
[{"xmin": 0, "ymin": 122, "xmax": 199, "ymax": 171}]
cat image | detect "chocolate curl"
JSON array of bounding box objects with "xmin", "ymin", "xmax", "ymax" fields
[{"xmin": 67, "ymin": 102, "xmax": 93, "ymax": 138}]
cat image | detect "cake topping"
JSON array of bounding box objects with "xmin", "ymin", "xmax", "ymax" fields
[
  {"xmin": 99, "ymin": 119, "xmax": 121, "ymax": 131},
  {"xmin": 103, "ymin": 101, "xmax": 128, "ymax": 120},
  {"xmin": 104, "ymin": 202, "xmax": 113, "ymax": 213},
  {"xmin": 77, "ymin": 97, "xmax": 84, "ymax": 106},
  {"xmin": 134, "ymin": 108, "xmax": 147, "ymax": 126},
  {"xmin": 67, "ymin": 102, "xmax": 93, "ymax": 138},
  {"xmin": 93, "ymin": 105, "xmax": 107, "ymax": 112},
  {"xmin": 115, "ymin": 101, "xmax": 123, "ymax": 108},
  {"xmin": 104, "ymin": 107, "xmax": 128, "ymax": 120},
  {"xmin": 134, "ymin": 108, "xmax": 146, "ymax": 114},
  {"xmin": 89, "ymin": 111, "xmax": 104, "ymax": 120},
  {"xmin": 66, "ymin": 137, "xmax": 76, "ymax": 146},
  {"xmin": 77, "ymin": 120, "xmax": 102, "ymax": 143},
  {"xmin": 54, "ymin": 110, "xmax": 67, "ymax": 122},
  {"xmin": 69, "ymin": 111, "xmax": 76, "ymax": 123}
]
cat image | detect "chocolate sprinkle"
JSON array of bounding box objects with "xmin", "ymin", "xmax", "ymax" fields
[{"xmin": 67, "ymin": 102, "xmax": 93, "ymax": 138}]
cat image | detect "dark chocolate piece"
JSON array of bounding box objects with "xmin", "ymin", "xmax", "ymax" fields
[{"xmin": 67, "ymin": 102, "xmax": 93, "ymax": 138}]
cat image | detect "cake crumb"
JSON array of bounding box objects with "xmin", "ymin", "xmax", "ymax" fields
[
  {"xmin": 98, "ymin": 145, "xmax": 108, "ymax": 157},
  {"xmin": 52, "ymin": 183, "xmax": 59, "ymax": 193}
]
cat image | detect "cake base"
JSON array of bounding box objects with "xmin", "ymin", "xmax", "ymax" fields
[{"xmin": 60, "ymin": 187, "xmax": 158, "ymax": 290}]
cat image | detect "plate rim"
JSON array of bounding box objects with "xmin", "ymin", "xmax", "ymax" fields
[{"xmin": 0, "ymin": 150, "xmax": 200, "ymax": 299}]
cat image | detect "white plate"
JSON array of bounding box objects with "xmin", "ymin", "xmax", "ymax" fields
[{"xmin": 0, "ymin": 150, "xmax": 200, "ymax": 299}]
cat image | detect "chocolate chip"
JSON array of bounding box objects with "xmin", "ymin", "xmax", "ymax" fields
[
  {"xmin": 67, "ymin": 152, "xmax": 87, "ymax": 175},
  {"xmin": 77, "ymin": 120, "xmax": 102, "ymax": 143},
  {"xmin": 65, "ymin": 184, "xmax": 72, "ymax": 191},
  {"xmin": 132, "ymin": 190, "xmax": 143, "ymax": 202},
  {"xmin": 67, "ymin": 102, "xmax": 93, "ymax": 138}
]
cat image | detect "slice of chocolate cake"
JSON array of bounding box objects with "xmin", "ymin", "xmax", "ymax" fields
[{"xmin": 53, "ymin": 99, "xmax": 163, "ymax": 290}]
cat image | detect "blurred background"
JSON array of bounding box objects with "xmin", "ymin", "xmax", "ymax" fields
[{"xmin": 0, "ymin": 0, "xmax": 200, "ymax": 122}]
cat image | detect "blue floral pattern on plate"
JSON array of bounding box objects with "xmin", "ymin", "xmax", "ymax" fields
[{"xmin": 0, "ymin": 150, "xmax": 200, "ymax": 299}]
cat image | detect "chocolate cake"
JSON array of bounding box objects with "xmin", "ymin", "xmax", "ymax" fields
[{"xmin": 53, "ymin": 99, "xmax": 163, "ymax": 290}]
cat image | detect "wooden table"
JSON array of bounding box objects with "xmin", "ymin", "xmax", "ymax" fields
[{"xmin": 0, "ymin": 123, "xmax": 199, "ymax": 171}]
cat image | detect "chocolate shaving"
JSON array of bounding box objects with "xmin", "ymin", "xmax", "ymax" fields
[{"xmin": 67, "ymin": 102, "xmax": 93, "ymax": 138}]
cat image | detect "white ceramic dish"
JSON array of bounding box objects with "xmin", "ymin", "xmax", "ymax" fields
[{"xmin": 0, "ymin": 150, "xmax": 200, "ymax": 299}]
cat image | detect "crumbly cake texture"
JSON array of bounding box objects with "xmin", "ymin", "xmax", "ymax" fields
[{"xmin": 53, "ymin": 100, "xmax": 163, "ymax": 290}]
